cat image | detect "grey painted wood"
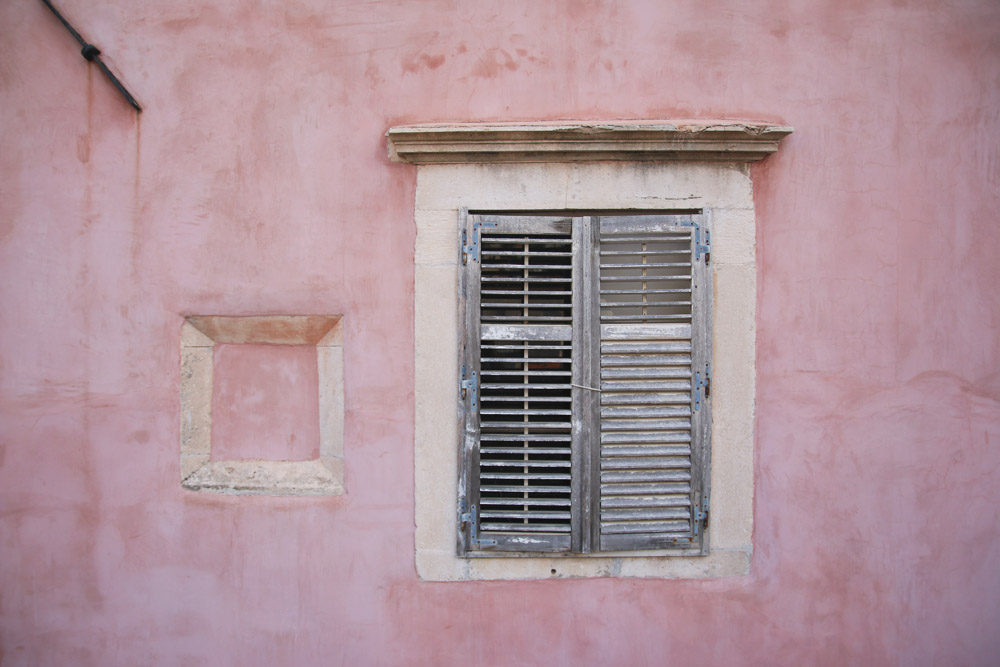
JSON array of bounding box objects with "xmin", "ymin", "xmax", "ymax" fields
[
  {"xmin": 599, "ymin": 215, "xmax": 697, "ymax": 233},
  {"xmin": 457, "ymin": 207, "xmax": 471, "ymax": 554},
  {"xmin": 601, "ymin": 445, "xmax": 692, "ymax": 457},
  {"xmin": 601, "ymin": 323, "xmax": 691, "ymax": 340},
  {"xmin": 579, "ymin": 217, "xmax": 602, "ymax": 553},
  {"xmin": 601, "ymin": 431, "xmax": 691, "ymax": 444},
  {"xmin": 480, "ymin": 324, "xmax": 572, "ymax": 341},
  {"xmin": 600, "ymin": 392, "xmax": 692, "ymax": 406},
  {"xmin": 471, "ymin": 216, "xmax": 573, "ymax": 233},
  {"xmin": 600, "ymin": 457, "xmax": 692, "ymax": 470},
  {"xmin": 690, "ymin": 210, "xmax": 713, "ymax": 555},
  {"xmin": 601, "ymin": 482, "xmax": 691, "ymax": 495},
  {"xmin": 601, "ymin": 495, "xmax": 691, "ymax": 508},
  {"xmin": 476, "ymin": 533, "xmax": 572, "ymax": 554},
  {"xmin": 601, "ymin": 520, "xmax": 690, "ymax": 534},
  {"xmin": 601, "ymin": 341, "xmax": 691, "ymax": 354},
  {"xmin": 595, "ymin": 214, "xmax": 706, "ymax": 552},
  {"xmin": 601, "ymin": 354, "xmax": 692, "ymax": 366},
  {"xmin": 459, "ymin": 209, "xmax": 482, "ymax": 554},
  {"xmin": 459, "ymin": 210, "xmax": 712, "ymax": 556},
  {"xmin": 470, "ymin": 214, "xmax": 575, "ymax": 553},
  {"xmin": 570, "ymin": 217, "xmax": 586, "ymax": 553}
]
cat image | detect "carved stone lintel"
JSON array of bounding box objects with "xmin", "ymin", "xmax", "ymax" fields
[{"xmin": 387, "ymin": 120, "xmax": 793, "ymax": 164}]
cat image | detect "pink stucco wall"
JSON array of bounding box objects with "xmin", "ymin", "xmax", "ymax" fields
[
  {"xmin": 211, "ymin": 344, "xmax": 320, "ymax": 462},
  {"xmin": 2, "ymin": 1, "xmax": 999, "ymax": 664}
]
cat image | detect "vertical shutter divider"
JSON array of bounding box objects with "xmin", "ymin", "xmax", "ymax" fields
[
  {"xmin": 571, "ymin": 216, "xmax": 601, "ymax": 553},
  {"xmin": 586, "ymin": 216, "xmax": 603, "ymax": 554}
]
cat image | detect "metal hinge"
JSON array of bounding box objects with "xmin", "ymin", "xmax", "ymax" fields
[
  {"xmin": 459, "ymin": 499, "xmax": 496, "ymax": 548},
  {"xmin": 461, "ymin": 220, "xmax": 497, "ymax": 264},
  {"xmin": 680, "ymin": 219, "xmax": 711, "ymax": 263},
  {"xmin": 695, "ymin": 226, "xmax": 711, "ymax": 263},
  {"xmin": 693, "ymin": 503, "xmax": 710, "ymax": 536},
  {"xmin": 693, "ymin": 363, "xmax": 711, "ymax": 411},
  {"xmin": 460, "ymin": 365, "xmax": 478, "ymax": 411}
]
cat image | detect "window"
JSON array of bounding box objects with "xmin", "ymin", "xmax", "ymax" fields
[
  {"xmin": 179, "ymin": 315, "xmax": 345, "ymax": 496},
  {"xmin": 459, "ymin": 212, "xmax": 711, "ymax": 555},
  {"xmin": 392, "ymin": 120, "xmax": 792, "ymax": 580}
]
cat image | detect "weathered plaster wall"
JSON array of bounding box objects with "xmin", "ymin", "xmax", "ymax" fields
[{"xmin": 1, "ymin": 1, "xmax": 998, "ymax": 664}]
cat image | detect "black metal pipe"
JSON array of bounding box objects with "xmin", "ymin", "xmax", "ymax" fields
[{"xmin": 40, "ymin": 0, "xmax": 142, "ymax": 112}]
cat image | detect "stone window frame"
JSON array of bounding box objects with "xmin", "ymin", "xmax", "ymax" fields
[
  {"xmin": 389, "ymin": 121, "xmax": 792, "ymax": 580},
  {"xmin": 179, "ymin": 315, "xmax": 345, "ymax": 496}
]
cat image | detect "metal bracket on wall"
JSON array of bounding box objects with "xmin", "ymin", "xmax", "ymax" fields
[{"xmin": 40, "ymin": 0, "xmax": 142, "ymax": 112}]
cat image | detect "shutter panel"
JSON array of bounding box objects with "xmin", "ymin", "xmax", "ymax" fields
[
  {"xmin": 595, "ymin": 215, "xmax": 712, "ymax": 552},
  {"xmin": 460, "ymin": 212, "xmax": 711, "ymax": 556},
  {"xmin": 461, "ymin": 214, "xmax": 577, "ymax": 553}
]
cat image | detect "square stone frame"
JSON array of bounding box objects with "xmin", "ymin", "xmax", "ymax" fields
[
  {"xmin": 180, "ymin": 315, "xmax": 345, "ymax": 496},
  {"xmin": 395, "ymin": 121, "xmax": 791, "ymax": 581}
]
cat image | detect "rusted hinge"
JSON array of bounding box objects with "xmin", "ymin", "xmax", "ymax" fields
[{"xmin": 693, "ymin": 503, "xmax": 710, "ymax": 536}]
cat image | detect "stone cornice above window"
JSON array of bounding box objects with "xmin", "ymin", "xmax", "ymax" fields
[{"xmin": 387, "ymin": 120, "xmax": 792, "ymax": 164}]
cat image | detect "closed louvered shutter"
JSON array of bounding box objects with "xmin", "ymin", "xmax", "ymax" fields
[
  {"xmin": 594, "ymin": 215, "xmax": 711, "ymax": 552},
  {"xmin": 460, "ymin": 211, "xmax": 711, "ymax": 555}
]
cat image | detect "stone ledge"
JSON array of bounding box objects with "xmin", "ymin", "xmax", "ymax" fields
[
  {"xmin": 182, "ymin": 458, "xmax": 344, "ymax": 496},
  {"xmin": 415, "ymin": 547, "xmax": 750, "ymax": 581},
  {"xmin": 186, "ymin": 315, "xmax": 342, "ymax": 346},
  {"xmin": 387, "ymin": 120, "xmax": 792, "ymax": 164}
]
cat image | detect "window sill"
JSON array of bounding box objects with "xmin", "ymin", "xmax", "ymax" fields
[{"xmin": 417, "ymin": 548, "xmax": 750, "ymax": 581}]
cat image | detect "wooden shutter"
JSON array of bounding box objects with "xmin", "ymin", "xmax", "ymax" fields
[
  {"xmin": 460, "ymin": 213, "xmax": 579, "ymax": 552},
  {"xmin": 460, "ymin": 212, "xmax": 711, "ymax": 555},
  {"xmin": 594, "ymin": 215, "xmax": 712, "ymax": 552}
]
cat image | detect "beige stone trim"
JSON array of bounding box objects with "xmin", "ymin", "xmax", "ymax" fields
[
  {"xmin": 179, "ymin": 315, "xmax": 345, "ymax": 496},
  {"xmin": 186, "ymin": 315, "xmax": 342, "ymax": 345},
  {"xmin": 388, "ymin": 120, "xmax": 792, "ymax": 164},
  {"xmin": 411, "ymin": 160, "xmax": 770, "ymax": 580}
]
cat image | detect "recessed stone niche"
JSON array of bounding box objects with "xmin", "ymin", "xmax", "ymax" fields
[{"xmin": 179, "ymin": 315, "xmax": 344, "ymax": 496}]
